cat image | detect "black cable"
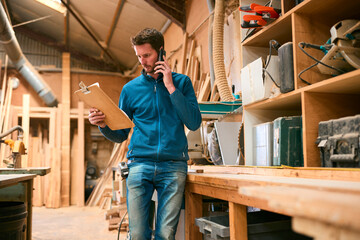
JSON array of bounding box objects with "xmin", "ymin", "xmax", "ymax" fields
[
  {"xmin": 298, "ymin": 62, "xmax": 317, "ymax": 85},
  {"xmin": 117, "ymin": 210, "xmax": 128, "ymax": 240},
  {"xmin": 297, "ymin": 42, "xmax": 346, "ymax": 85},
  {"xmin": 262, "ymin": 39, "xmax": 280, "ymax": 88},
  {"xmin": 263, "ymin": 68, "xmax": 280, "ymax": 88}
]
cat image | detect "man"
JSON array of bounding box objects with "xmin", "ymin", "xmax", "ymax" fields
[{"xmin": 89, "ymin": 28, "xmax": 202, "ymax": 239}]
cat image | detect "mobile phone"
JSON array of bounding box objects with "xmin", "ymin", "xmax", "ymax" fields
[{"xmin": 158, "ymin": 48, "xmax": 166, "ymax": 61}]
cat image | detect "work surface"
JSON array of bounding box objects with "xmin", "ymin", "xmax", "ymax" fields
[
  {"xmin": 0, "ymin": 173, "xmax": 36, "ymax": 187},
  {"xmin": 185, "ymin": 166, "xmax": 360, "ymax": 240}
]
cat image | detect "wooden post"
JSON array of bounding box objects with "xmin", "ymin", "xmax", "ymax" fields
[
  {"xmin": 61, "ymin": 52, "xmax": 71, "ymax": 206},
  {"xmin": 185, "ymin": 190, "xmax": 202, "ymax": 240},
  {"xmin": 77, "ymin": 101, "xmax": 85, "ymax": 206},
  {"xmin": 229, "ymin": 202, "xmax": 247, "ymax": 240}
]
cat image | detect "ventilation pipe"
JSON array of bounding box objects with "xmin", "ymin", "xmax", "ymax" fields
[
  {"xmin": 207, "ymin": 0, "xmax": 215, "ymax": 88},
  {"xmin": 0, "ymin": 4, "xmax": 58, "ymax": 107},
  {"xmin": 213, "ymin": 0, "xmax": 234, "ymax": 101}
]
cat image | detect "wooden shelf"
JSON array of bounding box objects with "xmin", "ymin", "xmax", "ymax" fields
[
  {"xmin": 241, "ymin": 0, "xmax": 360, "ymax": 168},
  {"xmin": 244, "ymin": 90, "xmax": 301, "ymax": 111},
  {"xmin": 302, "ymin": 69, "xmax": 360, "ymax": 94}
]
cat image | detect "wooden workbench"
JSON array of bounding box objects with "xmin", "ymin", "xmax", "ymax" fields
[
  {"xmin": 0, "ymin": 174, "xmax": 36, "ymax": 240},
  {"xmin": 185, "ymin": 166, "xmax": 360, "ymax": 240}
]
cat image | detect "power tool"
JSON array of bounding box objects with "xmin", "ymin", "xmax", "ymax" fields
[
  {"xmin": 299, "ymin": 19, "xmax": 360, "ymax": 76},
  {"xmin": 118, "ymin": 161, "xmax": 129, "ymax": 179},
  {"xmin": 0, "ymin": 126, "xmax": 27, "ymax": 168}
]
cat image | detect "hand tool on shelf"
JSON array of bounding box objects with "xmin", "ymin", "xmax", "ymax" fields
[{"xmin": 239, "ymin": 3, "xmax": 281, "ymax": 28}]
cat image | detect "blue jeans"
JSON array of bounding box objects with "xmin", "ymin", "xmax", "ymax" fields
[{"xmin": 126, "ymin": 159, "xmax": 187, "ymax": 240}]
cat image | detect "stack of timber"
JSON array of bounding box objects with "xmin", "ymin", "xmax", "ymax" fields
[
  {"xmin": 106, "ymin": 204, "xmax": 129, "ymax": 232},
  {"xmin": 174, "ymin": 33, "xmax": 211, "ymax": 102},
  {"xmin": 8, "ymin": 101, "xmax": 87, "ymax": 208},
  {"xmin": 86, "ymin": 132, "xmax": 131, "ymax": 207}
]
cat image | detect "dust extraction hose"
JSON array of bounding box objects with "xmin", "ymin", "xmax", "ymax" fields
[
  {"xmin": 0, "ymin": 4, "xmax": 58, "ymax": 107},
  {"xmin": 212, "ymin": 0, "xmax": 234, "ymax": 101}
]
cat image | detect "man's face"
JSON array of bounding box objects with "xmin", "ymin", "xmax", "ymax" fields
[{"xmin": 134, "ymin": 43, "xmax": 158, "ymax": 74}]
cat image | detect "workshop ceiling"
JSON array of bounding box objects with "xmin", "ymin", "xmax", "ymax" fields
[{"xmin": 6, "ymin": 0, "xmax": 186, "ymax": 72}]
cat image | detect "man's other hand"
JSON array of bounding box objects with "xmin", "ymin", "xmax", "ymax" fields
[{"xmin": 88, "ymin": 107, "xmax": 106, "ymax": 128}]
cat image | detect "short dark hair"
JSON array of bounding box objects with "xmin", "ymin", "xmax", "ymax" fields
[{"xmin": 130, "ymin": 28, "xmax": 164, "ymax": 52}]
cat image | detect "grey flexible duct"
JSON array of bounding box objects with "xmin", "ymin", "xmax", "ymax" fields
[
  {"xmin": 0, "ymin": 4, "xmax": 58, "ymax": 107},
  {"xmin": 207, "ymin": 0, "xmax": 215, "ymax": 88},
  {"xmin": 212, "ymin": 0, "xmax": 234, "ymax": 101}
]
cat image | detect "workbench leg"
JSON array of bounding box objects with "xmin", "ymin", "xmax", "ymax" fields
[
  {"xmin": 185, "ymin": 190, "xmax": 203, "ymax": 240},
  {"xmin": 26, "ymin": 179, "xmax": 33, "ymax": 240},
  {"xmin": 229, "ymin": 202, "xmax": 247, "ymax": 240}
]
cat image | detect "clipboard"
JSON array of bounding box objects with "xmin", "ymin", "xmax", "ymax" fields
[{"xmin": 74, "ymin": 82, "xmax": 134, "ymax": 130}]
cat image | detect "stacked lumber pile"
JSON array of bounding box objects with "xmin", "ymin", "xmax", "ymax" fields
[
  {"xmin": 173, "ymin": 33, "xmax": 213, "ymax": 103},
  {"xmin": 106, "ymin": 205, "xmax": 129, "ymax": 232},
  {"xmin": 86, "ymin": 132, "xmax": 131, "ymax": 207}
]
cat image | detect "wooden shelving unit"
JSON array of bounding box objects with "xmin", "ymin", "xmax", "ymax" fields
[{"xmin": 241, "ymin": 0, "xmax": 360, "ymax": 167}]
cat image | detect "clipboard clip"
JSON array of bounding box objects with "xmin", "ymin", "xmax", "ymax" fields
[{"xmin": 79, "ymin": 81, "xmax": 90, "ymax": 94}]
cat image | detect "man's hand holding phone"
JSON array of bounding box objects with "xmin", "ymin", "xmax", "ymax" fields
[
  {"xmin": 155, "ymin": 48, "xmax": 175, "ymax": 94},
  {"xmin": 88, "ymin": 107, "xmax": 106, "ymax": 128}
]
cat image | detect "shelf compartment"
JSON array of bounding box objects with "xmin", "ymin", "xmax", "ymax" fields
[
  {"xmin": 292, "ymin": 0, "xmax": 360, "ymax": 89},
  {"xmin": 302, "ymin": 92, "xmax": 360, "ymax": 167},
  {"xmin": 244, "ymin": 106, "xmax": 302, "ymax": 166},
  {"xmin": 242, "ymin": 14, "xmax": 292, "ymax": 47}
]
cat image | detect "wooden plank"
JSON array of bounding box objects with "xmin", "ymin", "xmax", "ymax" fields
[
  {"xmin": 61, "ymin": 52, "xmax": 71, "ymax": 207},
  {"xmin": 21, "ymin": 94, "xmax": 30, "ymax": 168},
  {"xmin": 293, "ymin": 217, "xmax": 360, "ymax": 240},
  {"xmin": 179, "ymin": 32, "xmax": 188, "ymax": 74},
  {"xmin": 70, "ymin": 130, "xmax": 78, "ymax": 205},
  {"xmin": 77, "ymin": 101, "xmax": 85, "ymax": 206},
  {"xmin": 46, "ymin": 147, "xmax": 61, "ymax": 208},
  {"xmin": 239, "ymin": 185, "xmax": 360, "ymax": 232},
  {"xmin": 185, "ymin": 40, "xmax": 196, "ymax": 77},
  {"xmin": 188, "ymin": 165, "xmax": 360, "ymax": 182},
  {"xmin": 188, "ymin": 173, "xmax": 360, "ymax": 195},
  {"xmin": 197, "ymin": 73, "xmax": 211, "ymax": 101}
]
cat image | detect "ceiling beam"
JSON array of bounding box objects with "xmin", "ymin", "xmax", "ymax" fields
[
  {"xmin": 59, "ymin": 0, "xmax": 125, "ymax": 71},
  {"xmin": 101, "ymin": 0, "xmax": 125, "ymax": 58},
  {"xmin": 63, "ymin": 0, "xmax": 70, "ymax": 51},
  {"xmin": 144, "ymin": 0, "xmax": 185, "ymax": 29}
]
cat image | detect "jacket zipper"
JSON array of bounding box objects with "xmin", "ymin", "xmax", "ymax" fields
[{"xmin": 154, "ymin": 80, "xmax": 161, "ymax": 159}]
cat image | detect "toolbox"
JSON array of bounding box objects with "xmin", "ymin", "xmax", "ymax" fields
[
  {"xmin": 273, "ymin": 116, "xmax": 303, "ymax": 166},
  {"xmin": 195, "ymin": 211, "xmax": 312, "ymax": 240},
  {"xmin": 317, "ymin": 114, "xmax": 360, "ymax": 168},
  {"xmin": 254, "ymin": 122, "xmax": 273, "ymax": 166}
]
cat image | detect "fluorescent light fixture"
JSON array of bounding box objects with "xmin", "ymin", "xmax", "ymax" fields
[{"xmin": 35, "ymin": 0, "xmax": 66, "ymax": 14}]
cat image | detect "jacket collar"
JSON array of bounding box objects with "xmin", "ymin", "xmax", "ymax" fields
[{"xmin": 141, "ymin": 69, "xmax": 163, "ymax": 81}]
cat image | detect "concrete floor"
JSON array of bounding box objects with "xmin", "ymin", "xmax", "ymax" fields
[{"xmin": 32, "ymin": 206, "xmax": 126, "ymax": 240}]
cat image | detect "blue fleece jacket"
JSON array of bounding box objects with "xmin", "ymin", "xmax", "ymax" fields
[{"xmin": 99, "ymin": 71, "xmax": 202, "ymax": 161}]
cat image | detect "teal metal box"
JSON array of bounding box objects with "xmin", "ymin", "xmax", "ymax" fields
[
  {"xmin": 273, "ymin": 116, "xmax": 303, "ymax": 167},
  {"xmin": 198, "ymin": 101, "xmax": 242, "ymax": 115}
]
